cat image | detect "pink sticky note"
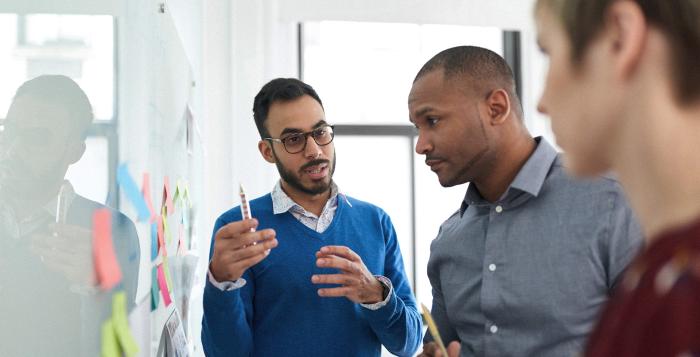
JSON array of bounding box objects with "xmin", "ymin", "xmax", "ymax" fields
[
  {"xmin": 93, "ymin": 209, "xmax": 122, "ymax": 290},
  {"xmin": 162, "ymin": 176, "xmax": 175, "ymax": 216},
  {"xmin": 157, "ymin": 264, "xmax": 172, "ymax": 306},
  {"xmin": 142, "ymin": 173, "xmax": 156, "ymax": 222}
]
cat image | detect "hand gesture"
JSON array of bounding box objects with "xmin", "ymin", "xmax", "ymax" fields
[
  {"xmin": 417, "ymin": 341, "xmax": 461, "ymax": 357},
  {"xmin": 311, "ymin": 245, "xmax": 384, "ymax": 304},
  {"xmin": 209, "ymin": 219, "xmax": 277, "ymax": 282},
  {"xmin": 31, "ymin": 223, "xmax": 94, "ymax": 286}
]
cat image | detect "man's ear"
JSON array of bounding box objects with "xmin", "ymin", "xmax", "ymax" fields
[
  {"xmin": 258, "ymin": 140, "xmax": 276, "ymax": 163},
  {"xmin": 67, "ymin": 141, "xmax": 86, "ymax": 165},
  {"xmin": 605, "ymin": 1, "xmax": 647, "ymax": 80},
  {"xmin": 485, "ymin": 89, "xmax": 511, "ymax": 125}
]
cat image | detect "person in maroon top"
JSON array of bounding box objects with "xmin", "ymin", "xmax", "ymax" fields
[{"xmin": 534, "ymin": 0, "xmax": 700, "ymax": 356}]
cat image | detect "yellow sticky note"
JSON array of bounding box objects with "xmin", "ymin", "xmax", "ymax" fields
[
  {"xmin": 421, "ymin": 303, "xmax": 448, "ymax": 357},
  {"xmin": 112, "ymin": 292, "xmax": 140, "ymax": 357},
  {"xmin": 162, "ymin": 208, "xmax": 172, "ymax": 244},
  {"xmin": 163, "ymin": 255, "xmax": 173, "ymax": 292},
  {"xmin": 101, "ymin": 319, "xmax": 120, "ymax": 357}
]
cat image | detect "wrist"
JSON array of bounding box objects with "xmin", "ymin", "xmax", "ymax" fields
[
  {"xmin": 367, "ymin": 278, "xmax": 386, "ymax": 304},
  {"xmin": 209, "ymin": 260, "xmax": 240, "ymax": 282}
]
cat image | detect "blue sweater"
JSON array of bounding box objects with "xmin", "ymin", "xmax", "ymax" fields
[{"xmin": 202, "ymin": 193, "xmax": 422, "ymax": 356}]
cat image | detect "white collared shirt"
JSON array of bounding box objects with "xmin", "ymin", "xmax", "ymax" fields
[
  {"xmin": 0, "ymin": 180, "xmax": 76, "ymax": 240},
  {"xmin": 271, "ymin": 180, "xmax": 340, "ymax": 233}
]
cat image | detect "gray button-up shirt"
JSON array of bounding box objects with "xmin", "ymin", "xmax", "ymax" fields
[{"xmin": 426, "ymin": 138, "xmax": 643, "ymax": 357}]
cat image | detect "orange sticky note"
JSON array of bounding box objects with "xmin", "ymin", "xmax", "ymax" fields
[
  {"xmin": 142, "ymin": 173, "xmax": 156, "ymax": 222},
  {"xmin": 162, "ymin": 176, "xmax": 175, "ymax": 216},
  {"xmin": 157, "ymin": 264, "xmax": 172, "ymax": 306},
  {"xmin": 93, "ymin": 209, "xmax": 122, "ymax": 291}
]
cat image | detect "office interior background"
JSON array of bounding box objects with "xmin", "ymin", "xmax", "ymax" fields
[{"xmin": 0, "ymin": 0, "xmax": 554, "ymax": 355}]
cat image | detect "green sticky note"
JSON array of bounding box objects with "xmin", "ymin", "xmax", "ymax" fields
[
  {"xmin": 151, "ymin": 266, "xmax": 160, "ymax": 311},
  {"xmin": 163, "ymin": 256, "xmax": 173, "ymax": 292},
  {"xmin": 162, "ymin": 211, "xmax": 171, "ymax": 244},
  {"xmin": 101, "ymin": 319, "xmax": 120, "ymax": 357},
  {"xmin": 112, "ymin": 291, "xmax": 140, "ymax": 357}
]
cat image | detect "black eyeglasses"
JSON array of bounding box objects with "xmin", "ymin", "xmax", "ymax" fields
[{"xmin": 264, "ymin": 125, "xmax": 335, "ymax": 154}]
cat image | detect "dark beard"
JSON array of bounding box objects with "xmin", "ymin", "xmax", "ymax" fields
[{"xmin": 272, "ymin": 149, "xmax": 336, "ymax": 195}]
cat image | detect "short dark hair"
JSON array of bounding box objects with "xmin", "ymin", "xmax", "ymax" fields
[
  {"xmin": 252, "ymin": 78, "xmax": 323, "ymax": 138},
  {"xmin": 11, "ymin": 75, "xmax": 93, "ymax": 140},
  {"xmin": 414, "ymin": 46, "xmax": 523, "ymax": 119},
  {"xmin": 536, "ymin": 0, "xmax": 700, "ymax": 105}
]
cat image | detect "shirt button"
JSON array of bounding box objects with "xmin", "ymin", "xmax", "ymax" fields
[
  {"xmin": 490, "ymin": 325, "xmax": 498, "ymax": 334},
  {"xmin": 488, "ymin": 264, "xmax": 497, "ymax": 272},
  {"xmin": 495, "ymin": 205, "xmax": 503, "ymax": 213}
]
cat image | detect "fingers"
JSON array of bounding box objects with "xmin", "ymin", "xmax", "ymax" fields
[
  {"xmin": 227, "ymin": 238, "xmax": 278, "ymax": 262},
  {"xmin": 215, "ymin": 219, "xmax": 259, "ymax": 241},
  {"xmin": 316, "ymin": 254, "xmax": 358, "ymax": 273},
  {"xmin": 234, "ymin": 250, "xmax": 271, "ymax": 271},
  {"xmin": 215, "ymin": 220, "xmax": 276, "ymax": 251},
  {"xmin": 210, "ymin": 229, "xmax": 278, "ymax": 282},
  {"xmin": 315, "ymin": 286, "xmax": 353, "ymax": 298},
  {"xmin": 317, "ymin": 245, "xmax": 360, "ymax": 262},
  {"xmin": 418, "ymin": 342, "xmax": 438, "ymax": 357},
  {"xmin": 311, "ymin": 273, "xmax": 359, "ymax": 286},
  {"xmin": 447, "ymin": 341, "xmax": 461, "ymax": 357}
]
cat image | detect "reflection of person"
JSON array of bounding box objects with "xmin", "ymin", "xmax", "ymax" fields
[
  {"xmin": 201, "ymin": 78, "xmax": 422, "ymax": 356},
  {"xmin": 0, "ymin": 75, "xmax": 140, "ymax": 356},
  {"xmin": 408, "ymin": 46, "xmax": 643, "ymax": 357},
  {"xmin": 535, "ymin": 1, "xmax": 700, "ymax": 355}
]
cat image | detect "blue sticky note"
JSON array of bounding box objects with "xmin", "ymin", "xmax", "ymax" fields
[
  {"xmin": 116, "ymin": 163, "xmax": 151, "ymax": 222},
  {"xmin": 150, "ymin": 222, "xmax": 158, "ymax": 261}
]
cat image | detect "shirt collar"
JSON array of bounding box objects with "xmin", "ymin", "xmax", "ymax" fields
[
  {"xmin": 271, "ymin": 180, "xmax": 340, "ymax": 215},
  {"xmin": 42, "ymin": 180, "xmax": 76, "ymax": 220},
  {"xmin": 509, "ymin": 137, "xmax": 558, "ymax": 197},
  {"xmin": 461, "ymin": 137, "xmax": 558, "ymax": 213}
]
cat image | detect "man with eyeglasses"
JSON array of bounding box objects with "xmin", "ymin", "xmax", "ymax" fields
[{"xmin": 201, "ymin": 78, "xmax": 422, "ymax": 357}]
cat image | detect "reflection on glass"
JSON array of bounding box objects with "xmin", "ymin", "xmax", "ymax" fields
[
  {"xmin": 0, "ymin": 75, "xmax": 139, "ymax": 356},
  {"xmin": 0, "ymin": 14, "xmax": 114, "ymax": 120},
  {"xmin": 66, "ymin": 136, "xmax": 109, "ymax": 204}
]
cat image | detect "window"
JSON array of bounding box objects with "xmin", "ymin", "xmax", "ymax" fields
[{"xmin": 0, "ymin": 13, "xmax": 117, "ymax": 205}]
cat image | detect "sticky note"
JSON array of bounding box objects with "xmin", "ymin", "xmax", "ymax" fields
[
  {"xmin": 93, "ymin": 209, "xmax": 122, "ymax": 291},
  {"xmin": 157, "ymin": 215, "xmax": 164, "ymax": 255},
  {"xmin": 151, "ymin": 266, "xmax": 159, "ymax": 311},
  {"xmin": 162, "ymin": 176, "xmax": 175, "ymax": 216},
  {"xmin": 150, "ymin": 222, "xmax": 158, "ymax": 261},
  {"xmin": 101, "ymin": 318, "xmax": 120, "ymax": 357},
  {"xmin": 116, "ymin": 164, "xmax": 151, "ymax": 222},
  {"xmin": 173, "ymin": 180, "xmax": 181, "ymax": 205},
  {"xmin": 142, "ymin": 173, "xmax": 156, "ymax": 222},
  {"xmin": 183, "ymin": 183, "xmax": 192, "ymax": 208},
  {"xmin": 112, "ymin": 291, "xmax": 139, "ymax": 357},
  {"xmin": 162, "ymin": 209, "xmax": 171, "ymax": 244},
  {"xmin": 157, "ymin": 264, "xmax": 172, "ymax": 306},
  {"xmin": 163, "ymin": 255, "xmax": 173, "ymax": 292}
]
